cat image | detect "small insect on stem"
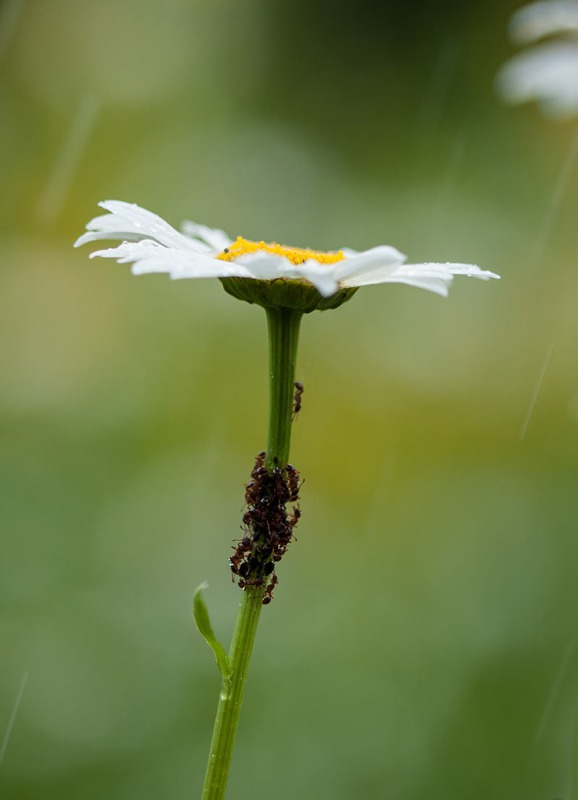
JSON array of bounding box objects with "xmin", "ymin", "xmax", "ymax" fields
[{"xmin": 292, "ymin": 381, "xmax": 304, "ymax": 420}]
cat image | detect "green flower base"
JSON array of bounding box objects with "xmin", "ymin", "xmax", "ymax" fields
[{"xmin": 220, "ymin": 276, "xmax": 358, "ymax": 313}]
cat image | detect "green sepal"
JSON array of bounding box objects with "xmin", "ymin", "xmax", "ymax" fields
[
  {"xmin": 220, "ymin": 276, "xmax": 358, "ymax": 314},
  {"xmin": 193, "ymin": 582, "xmax": 232, "ymax": 681}
]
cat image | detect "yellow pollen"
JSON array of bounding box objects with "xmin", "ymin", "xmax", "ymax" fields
[{"xmin": 216, "ymin": 236, "xmax": 345, "ymax": 266}]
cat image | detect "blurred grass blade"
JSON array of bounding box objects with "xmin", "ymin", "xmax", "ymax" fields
[{"xmin": 193, "ymin": 582, "xmax": 232, "ymax": 681}]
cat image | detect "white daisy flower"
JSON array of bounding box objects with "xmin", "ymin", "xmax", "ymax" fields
[
  {"xmin": 497, "ymin": 1, "xmax": 578, "ymax": 117},
  {"xmin": 75, "ymin": 201, "xmax": 499, "ymax": 307}
]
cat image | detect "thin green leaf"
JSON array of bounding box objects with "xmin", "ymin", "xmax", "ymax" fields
[{"xmin": 193, "ymin": 582, "xmax": 232, "ymax": 681}]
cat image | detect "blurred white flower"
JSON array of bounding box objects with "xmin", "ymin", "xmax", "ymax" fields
[
  {"xmin": 497, "ymin": 0, "xmax": 578, "ymax": 117},
  {"xmin": 75, "ymin": 201, "xmax": 499, "ymax": 299}
]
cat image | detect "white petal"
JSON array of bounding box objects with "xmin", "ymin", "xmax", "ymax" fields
[
  {"xmin": 385, "ymin": 277, "xmax": 452, "ymax": 296},
  {"xmin": 89, "ymin": 240, "xmax": 166, "ymax": 264},
  {"xmin": 342, "ymin": 266, "xmax": 452, "ymax": 293},
  {"xmin": 74, "ymin": 212, "xmax": 152, "ymax": 247},
  {"xmin": 235, "ymin": 252, "xmax": 341, "ymax": 296},
  {"xmin": 100, "ymin": 200, "xmax": 213, "ymax": 251},
  {"xmin": 89, "ymin": 241, "xmax": 251, "ymax": 279},
  {"xmin": 406, "ymin": 262, "xmax": 501, "ymax": 280},
  {"xmin": 181, "ymin": 220, "xmax": 231, "ymax": 252},
  {"xmin": 342, "ymin": 262, "xmax": 499, "ymax": 296},
  {"xmin": 332, "ymin": 245, "xmax": 406, "ymax": 283},
  {"xmin": 231, "ymin": 252, "xmax": 342, "ymax": 296},
  {"xmin": 497, "ymin": 41, "xmax": 578, "ymax": 115},
  {"xmin": 168, "ymin": 254, "xmax": 252, "ymax": 280},
  {"xmin": 75, "ymin": 200, "xmax": 225, "ymax": 254},
  {"xmin": 288, "ymin": 261, "xmax": 340, "ymax": 297},
  {"xmin": 509, "ymin": 1, "xmax": 578, "ymax": 44},
  {"xmin": 234, "ymin": 252, "xmax": 294, "ymax": 280}
]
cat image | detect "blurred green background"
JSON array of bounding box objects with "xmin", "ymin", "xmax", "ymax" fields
[{"xmin": 2, "ymin": 0, "xmax": 578, "ymax": 797}]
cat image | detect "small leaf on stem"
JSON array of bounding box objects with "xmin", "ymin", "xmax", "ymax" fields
[{"xmin": 193, "ymin": 582, "xmax": 232, "ymax": 681}]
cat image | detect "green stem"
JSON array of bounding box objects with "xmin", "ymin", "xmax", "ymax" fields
[
  {"xmin": 201, "ymin": 587, "xmax": 263, "ymax": 800},
  {"xmin": 200, "ymin": 306, "xmax": 303, "ymax": 800},
  {"xmin": 265, "ymin": 307, "xmax": 303, "ymax": 470}
]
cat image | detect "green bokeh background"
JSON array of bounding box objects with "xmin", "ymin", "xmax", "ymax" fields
[{"xmin": 2, "ymin": 0, "xmax": 578, "ymax": 797}]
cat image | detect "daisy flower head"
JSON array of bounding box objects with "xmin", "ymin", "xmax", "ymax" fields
[
  {"xmin": 75, "ymin": 201, "xmax": 499, "ymax": 313},
  {"xmin": 497, "ymin": 0, "xmax": 578, "ymax": 117}
]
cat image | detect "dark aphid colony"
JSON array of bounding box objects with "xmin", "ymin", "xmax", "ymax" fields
[{"xmin": 229, "ymin": 452, "xmax": 301, "ymax": 604}]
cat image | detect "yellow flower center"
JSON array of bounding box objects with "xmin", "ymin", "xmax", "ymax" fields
[{"xmin": 216, "ymin": 236, "xmax": 345, "ymax": 266}]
